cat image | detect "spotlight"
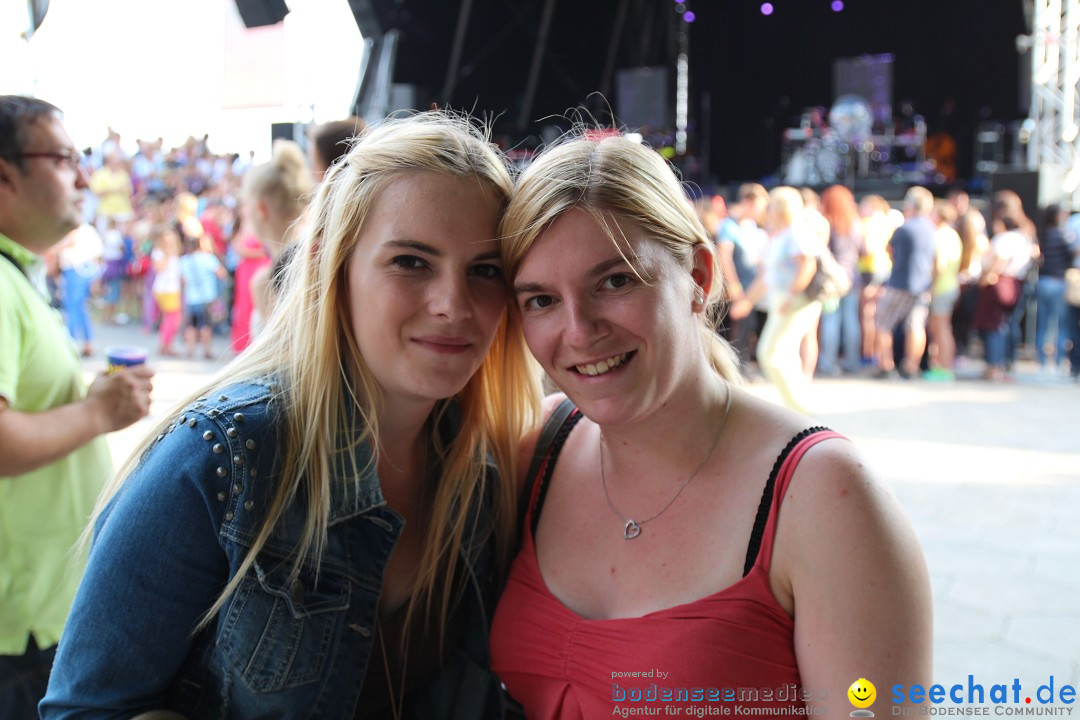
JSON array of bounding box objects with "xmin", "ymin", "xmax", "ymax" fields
[
  {"xmin": 831, "ymin": 0, "xmax": 844, "ymax": 11},
  {"xmin": 675, "ymin": 2, "xmax": 686, "ymax": 11},
  {"xmin": 761, "ymin": 2, "xmax": 774, "ymax": 15},
  {"xmin": 684, "ymin": 10, "xmax": 695, "ymax": 22}
]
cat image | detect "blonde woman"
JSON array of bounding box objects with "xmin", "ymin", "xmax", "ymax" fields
[
  {"xmin": 924, "ymin": 201, "xmax": 963, "ymax": 380},
  {"xmin": 857, "ymin": 194, "xmax": 899, "ymax": 365},
  {"xmin": 953, "ymin": 208, "xmax": 990, "ymax": 360},
  {"xmin": 489, "ymin": 133, "xmax": 931, "ymax": 718},
  {"xmin": 976, "ymin": 190, "xmax": 1036, "ymax": 381},
  {"xmin": 42, "ymin": 112, "xmax": 540, "ymax": 719},
  {"xmin": 243, "ymin": 139, "xmax": 312, "ymax": 336},
  {"xmin": 748, "ymin": 186, "xmax": 822, "ymax": 414}
]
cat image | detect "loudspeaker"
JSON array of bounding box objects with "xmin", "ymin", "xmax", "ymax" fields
[
  {"xmin": 616, "ymin": 67, "xmax": 668, "ymax": 131},
  {"xmin": 988, "ymin": 165, "xmax": 1066, "ymax": 233},
  {"xmin": 833, "ymin": 53, "xmax": 893, "ymax": 128},
  {"xmin": 234, "ymin": 0, "xmax": 289, "ymax": 28},
  {"xmin": 270, "ymin": 122, "xmax": 307, "ymax": 153},
  {"xmin": 388, "ymin": 83, "xmax": 420, "ymax": 113},
  {"xmin": 989, "ymin": 170, "xmax": 1037, "ymax": 218}
]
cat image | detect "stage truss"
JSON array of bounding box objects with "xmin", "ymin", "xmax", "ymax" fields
[{"xmin": 1028, "ymin": 0, "xmax": 1080, "ymax": 202}]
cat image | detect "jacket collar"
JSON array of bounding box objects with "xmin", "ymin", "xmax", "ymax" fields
[{"xmin": 326, "ymin": 397, "xmax": 466, "ymax": 524}]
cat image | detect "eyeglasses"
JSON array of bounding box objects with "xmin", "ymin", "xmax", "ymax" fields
[{"xmin": 12, "ymin": 151, "xmax": 85, "ymax": 172}]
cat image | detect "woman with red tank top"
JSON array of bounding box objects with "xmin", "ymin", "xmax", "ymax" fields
[{"xmin": 490, "ymin": 134, "xmax": 932, "ymax": 720}]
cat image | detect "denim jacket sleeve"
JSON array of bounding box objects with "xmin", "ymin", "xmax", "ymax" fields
[
  {"xmin": 41, "ymin": 403, "xmax": 238, "ymax": 718},
  {"xmin": 42, "ymin": 382, "xmax": 510, "ymax": 720}
]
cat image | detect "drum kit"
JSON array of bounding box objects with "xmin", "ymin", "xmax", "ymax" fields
[
  {"xmin": 781, "ymin": 95, "xmax": 926, "ymax": 187},
  {"xmin": 783, "ymin": 136, "xmax": 845, "ymax": 186}
]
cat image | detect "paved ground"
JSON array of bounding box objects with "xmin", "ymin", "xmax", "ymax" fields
[{"xmin": 83, "ymin": 321, "xmax": 1080, "ymax": 693}]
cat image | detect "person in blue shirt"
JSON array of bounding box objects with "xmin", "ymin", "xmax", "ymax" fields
[
  {"xmin": 178, "ymin": 234, "xmax": 225, "ymax": 359},
  {"xmin": 715, "ymin": 182, "xmax": 769, "ymax": 362},
  {"xmin": 42, "ymin": 111, "xmax": 541, "ymax": 720},
  {"xmin": 1034, "ymin": 204, "xmax": 1077, "ymax": 373},
  {"xmin": 872, "ymin": 186, "xmax": 937, "ymax": 378}
]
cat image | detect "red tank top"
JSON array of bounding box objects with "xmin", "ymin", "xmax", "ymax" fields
[{"xmin": 490, "ymin": 418, "xmax": 842, "ymax": 719}]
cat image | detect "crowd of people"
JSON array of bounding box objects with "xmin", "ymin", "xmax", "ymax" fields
[
  {"xmin": 33, "ymin": 117, "xmax": 362, "ymax": 361},
  {"xmin": 29, "ymin": 112, "xmax": 1080, "ymax": 408},
  {"xmin": 699, "ymin": 180, "xmax": 1080, "ymax": 413}
]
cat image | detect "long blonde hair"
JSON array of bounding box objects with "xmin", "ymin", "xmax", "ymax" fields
[
  {"xmin": 243, "ymin": 139, "xmax": 312, "ymax": 253},
  {"xmin": 766, "ymin": 185, "xmax": 804, "ymax": 233},
  {"xmin": 244, "ymin": 139, "xmax": 311, "ymax": 224},
  {"xmin": 91, "ymin": 111, "xmax": 541, "ymax": 640},
  {"xmin": 499, "ymin": 134, "xmax": 741, "ymax": 383}
]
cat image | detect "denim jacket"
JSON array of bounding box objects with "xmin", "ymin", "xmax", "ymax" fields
[{"xmin": 42, "ymin": 378, "xmax": 506, "ymax": 719}]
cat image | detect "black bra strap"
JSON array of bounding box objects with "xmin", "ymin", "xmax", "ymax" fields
[
  {"xmin": 742, "ymin": 426, "xmax": 830, "ymax": 577},
  {"xmin": 517, "ymin": 399, "xmax": 578, "ymax": 545},
  {"xmin": 527, "ymin": 405, "xmax": 583, "ymax": 539}
]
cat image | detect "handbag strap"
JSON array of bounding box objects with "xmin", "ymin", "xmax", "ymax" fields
[
  {"xmin": 517, "ymin": 398, "xmax": 579, "ymax": 543},
  {"xmin": 743, "ymin": 425, "xmax": 832, "ymax": 576},
  {"xmin": 0, "ymin": 248, "xmax": 28, "ymax": 278},
  {"xmin": 0, "ymin": 247, "xmax": 54, "ymax": 309}
]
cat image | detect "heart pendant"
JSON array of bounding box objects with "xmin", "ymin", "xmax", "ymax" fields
[{"xmin": 624, "ymin": 519, "xmax": 642, "ymax": 540}]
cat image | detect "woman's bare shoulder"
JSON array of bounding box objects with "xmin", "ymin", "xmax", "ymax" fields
[
  {"xmin": 723, "ymin": 390, "xmax": 829, "ymax": 467},
  {"xmin": 771, "ymin": 427, "xmax": 926, "ymax": 604},
  {"xmin": 770, "ymin": 429, "xmax": 932, "ymax": 698}
]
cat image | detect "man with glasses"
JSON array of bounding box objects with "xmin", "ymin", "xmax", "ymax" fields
[{"xmin": 0, "ymin": 95, "xmax": 154, "ymax": 716}]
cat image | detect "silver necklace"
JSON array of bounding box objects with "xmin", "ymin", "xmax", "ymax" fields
[
  {"xmin": 377, "ymin": 621, "xmax": 405, "ymax": 720},
  {"xmin": 599, "ymin": 386, "xmax": 733, "ymax": 540}
]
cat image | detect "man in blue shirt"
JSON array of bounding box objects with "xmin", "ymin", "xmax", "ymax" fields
[
  {"xmin": 716, "ymin": 182, "xmax": 769, "ymax": 362},
  {"xmin": 873, "ymin": 186, "xmax": 937, "ymax": 378}
]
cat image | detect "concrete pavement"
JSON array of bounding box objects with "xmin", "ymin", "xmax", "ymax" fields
[{"xmin": 82, "ymin": 320, "xmax": 1080, "ymax": 693}]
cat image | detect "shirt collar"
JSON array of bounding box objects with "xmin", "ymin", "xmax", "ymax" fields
[{"xmin": 326, "ymin": 397, "xmax": 465, "ymax": 523}]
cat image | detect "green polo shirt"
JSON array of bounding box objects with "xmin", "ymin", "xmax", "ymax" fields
[{"xmin": 0, "ymin": 232, "xmax": 112, "ymax": 654}]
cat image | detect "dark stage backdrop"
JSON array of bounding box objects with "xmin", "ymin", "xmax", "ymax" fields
[{"xmin": 359, "ymin": 0, "xmax": 1028, "ymax": 185}]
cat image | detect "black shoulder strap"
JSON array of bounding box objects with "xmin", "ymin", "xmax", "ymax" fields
[
  {"xmin": 516, "ymin": 398, "xmax": 580, "ymax": 542},
  {"xmin": 742, "ymin": 425, "xmax": 830, "ymax": 577},
  {"xmin": 0, "ymin": 248, "xmax": 28, "ymax": 278}
]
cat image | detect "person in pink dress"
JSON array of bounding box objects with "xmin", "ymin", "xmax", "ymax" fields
[
  {"xmin": 228, "ymin": 225, "xmax": 269, "ymax": 352},
  {"xmin": 243, "ymin": 140, "xmax": 311, "ymax": 340},
  {"xmin": 150, "ymin": 225, "xmax": 182, "ymax": 356}
]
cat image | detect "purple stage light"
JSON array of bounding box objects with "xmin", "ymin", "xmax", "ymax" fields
[
  {"xmin": 831, "ymin": 0, "xmax": 844, "ymax": 11},
  {"xmin": 761, "ymin": 3, "xmax": 774, "ymax": 16},
  {"xmin": 684, "ymin": 10, "xmax": 696, "ymax": 22}
]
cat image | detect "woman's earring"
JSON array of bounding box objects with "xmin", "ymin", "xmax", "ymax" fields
[{"xmin": 694, "ymin": 292, "xmax": 705, "ymax": 306}]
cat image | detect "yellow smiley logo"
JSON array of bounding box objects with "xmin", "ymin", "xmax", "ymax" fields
[{"xmin": 848, "ymin": 678, "xmax": 877, "ymax": 709}]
